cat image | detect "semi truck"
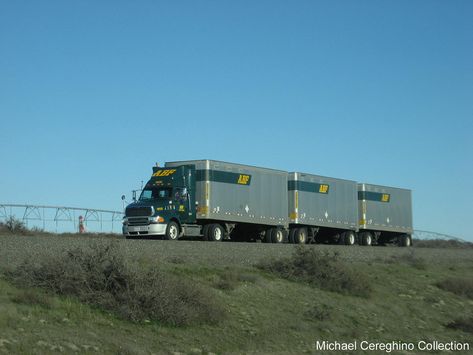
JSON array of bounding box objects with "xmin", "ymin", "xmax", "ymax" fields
[{"xmin": 122, "ymin": 160, "xmax": 413, "ymax": 246}]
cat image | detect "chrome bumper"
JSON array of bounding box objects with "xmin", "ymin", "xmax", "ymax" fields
[{"xmin": 123, "ymin": 223, "xmax": 167, "ymax": 236}]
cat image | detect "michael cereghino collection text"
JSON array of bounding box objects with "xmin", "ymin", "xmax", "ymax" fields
[{"xmin": 316, "ymin": 340, "xmax": 470, "ymax": 353}]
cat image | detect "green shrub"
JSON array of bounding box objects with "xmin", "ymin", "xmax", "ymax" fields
[
  {"xmin": 436, "ymin": 278, "xmax": 473, "ymax": 299},
  {"xmin": 446, "ymin": 317, "xmax": 473, "ymax": 334},
  {"xmin": 7, "ymin": 242, "xmax": 224, "ymax": 326},
  {"xmin": 257, "ymin": 247, "xmax": 371, "ymax": 298},
  {"xmin": 0, "ymin": 216, "xmax": 28, "ymax": 235}
]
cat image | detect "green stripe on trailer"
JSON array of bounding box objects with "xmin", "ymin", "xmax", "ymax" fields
[
  {"xmin": 358, "ymin": 191, "xmax": 390, "ymax": 202},
  {"xmin": 196, "ymin": 169, "xmax": 252, "ymax": 186},
  {"xmin": 288, "ymin": 181, "xmax": 330, "ymax": 194}
]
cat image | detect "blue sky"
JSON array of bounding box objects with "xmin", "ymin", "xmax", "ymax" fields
[{"xmin": 1, "ymin": 1, "xmax": 472, "ymax": 240}]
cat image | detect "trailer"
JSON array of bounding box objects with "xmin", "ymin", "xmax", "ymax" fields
[
  {"xmin": 122, "ymin": 159, "xmax": 413, "ymax": 246},
  {"xmin": 287, "ymin": 172, "xmax": 358, "ymax": 245},
  {"xmin": 358, "ymin": 183, "xmax": 413, "ymax": 246},
  {"xmin": 123, "ymin": 160, "xmax": 288, "ymax": 242}
]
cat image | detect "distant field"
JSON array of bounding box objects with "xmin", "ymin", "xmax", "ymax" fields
[{"xmin": 0, "ymin": 234, "xmax": 472, "ymax": 354}]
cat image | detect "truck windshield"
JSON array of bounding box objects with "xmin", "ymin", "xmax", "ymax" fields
[{"xmin": 139, "ymin": 187, "xmax": 172, "ymax": 201}]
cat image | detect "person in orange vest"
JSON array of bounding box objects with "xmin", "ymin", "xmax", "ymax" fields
[{"xmin": 78, "ymin": 215, "xmax": 86, "ymax": 233}]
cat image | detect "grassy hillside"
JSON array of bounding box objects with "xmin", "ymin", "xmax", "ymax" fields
[{"xmin": 0, "ymin": 234, "xmax": 472, "ymax": 354}]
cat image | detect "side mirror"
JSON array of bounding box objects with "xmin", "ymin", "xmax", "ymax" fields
[{"xmin": 121, "ymin": 195, "xmax": 126, "ymax": 201}]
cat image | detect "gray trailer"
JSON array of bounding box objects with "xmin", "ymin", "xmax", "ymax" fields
[
  {"xmin": 140, "ymin": 160, "xmax": 287, "ymax": 241},
  {"xmin": 358, "ymin": 183, "xmax": 413, "ymax": 246},
  {"xmin": 287, "ymin": 172, "xmax": 358, "ymax": 244},
  {"xmin": 165, "ymin": 159, "xmax": 288, "ymax": 226}
]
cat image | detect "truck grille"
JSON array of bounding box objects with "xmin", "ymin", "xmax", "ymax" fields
[
  {"xmin": 126, "ymin": 206, "xmax": 153, "ymax": 217},
  {"xmin": 127, "ymin": 217, "xmax": 150, "ymax": 226}
]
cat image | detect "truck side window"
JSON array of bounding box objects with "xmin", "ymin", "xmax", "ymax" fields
[{"xmin": 175, "ymin": 188, "xmax": 187, "ymax": 202}]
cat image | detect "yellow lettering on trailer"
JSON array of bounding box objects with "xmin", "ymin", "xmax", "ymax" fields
[
  {"xmin": 319, "ymin": 184, "xmax": 329, "ymax": 193},
  {"xmin": 152, "ymin": 169, "xmax": 176, "ymax": 177},
  {"xmin": 237, "ymin": 174, "xmax": 250, "ymax": 185},
  {"xmin": 381, "ymin": 194, "xmax": 390, "ymax": 202}
]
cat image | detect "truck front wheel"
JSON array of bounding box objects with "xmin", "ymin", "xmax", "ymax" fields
[{"xmin": 165, "ymin": 222, "xmax": 180, "ymax": 240}]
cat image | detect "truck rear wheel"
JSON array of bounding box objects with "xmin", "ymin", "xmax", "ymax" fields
[
  {"xmin": 165, "ymin": 221, "xmax": 179, "ymax": 240},
  {"xmin": 271, "ymin": 228, "xmax": 286, "ymax": 243},
  {"xmin": 208, "ymin": 224, "xmax": 224, "ymax": 242},
  {"xmin": 341, "ymin": 231, "xmax": 356, "ymax": 246},
  {"xmin": 398, "ymin": 234, "xmax": 411, "ymax": 247},
  {"xmin": 360, "ymin": 232, "xmax": 373, "ymax": 246},
  {"xmin": 263, "ymin": 229, "xmax": 272, "ymax": 243},
  {"xmin": 294, "ymin": 228, "xmax": 307, "ymax": 244}
]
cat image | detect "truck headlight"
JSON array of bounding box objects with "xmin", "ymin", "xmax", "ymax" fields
[
  {"xmin": 122, "ymin": 217, "xmax": 128, "ymax": 225},
  {"xmin": 149, "ymin": 216, "xmax": 165, "ymax": 224}
]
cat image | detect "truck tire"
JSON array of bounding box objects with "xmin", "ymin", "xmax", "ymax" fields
[
  {"xmin": 202, "ymin": 224, "xmax": 210, "ymax": 241},
  {"xmin": 271, "ymin": 228, "xmax": 286, "ymax": 243},
  {"xmin": 263, "ymin": 229, "xmax": 272, "ymax": 243},
  {"xmin": 208, "ymin": 224, "xmax": 224, "ymax": 242},
  {"xmin": 341, "ymin": 231, "xmax": 356, "ymax": 246},
  {"xmin": 294, "ymin": 228, "xmax": 307, "ymax": 244},
  {"xmin": 165, "ymin": 221, "xmax": 179, "ymax": 240},
  {"xmin": 361, "ymin": 232, "xmax": 373, "ymax": 246},
  {"xmin": 288, "ymin": 229, "xmax": 296, "ymax": 243},
  {"xmin": 399, "ymin": 234, "xmax": 411, "ymax": 247}
]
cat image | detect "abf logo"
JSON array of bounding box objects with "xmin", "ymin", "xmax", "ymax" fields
[
  {"xmin": 152, "ymin": 169, "xmax": 176, "ymax": 177},
  {"xmin": 319, "ymin": 184, "xmax": 329, "ymax": 194},
  {"xmin": 237, "ymin": 174, "xmax": 251, "ymax": 185}
]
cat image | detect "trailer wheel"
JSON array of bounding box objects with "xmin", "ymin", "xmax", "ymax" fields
[
  {"xmin": 294, "ymin": 228, "xmax": 307, "ymax": 244},
  {"xmin": 271, "ymin": 228, "xmax": 286, "ymax": 243},
  {"xmin": 263, "ymin": 229, "xmax": 272, "ymax": 243},
  {"xmin": 202, "ymin": 224, "xmax": 210, "ymax": 241},
  {"xmin": 165, "ymin": 221, "xmax": 179, "ymax": 240},
  {"xmin": 361, "ymin": 232, "xmax": 373, "ymax": 246},
  {"xmin": 344, "ymin": 231, "xmax": 356, "ymax": 246},
  {"xmin": 399, "ymin": 234, "xmax": 411, "ymax": 247},
  {"xmin": 288, "ymin": 229, "xmax": 296, "ymax": 243},
  {"xmin": 208, "ymin": 224, "xmax": 224, "ymax": 242}
]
